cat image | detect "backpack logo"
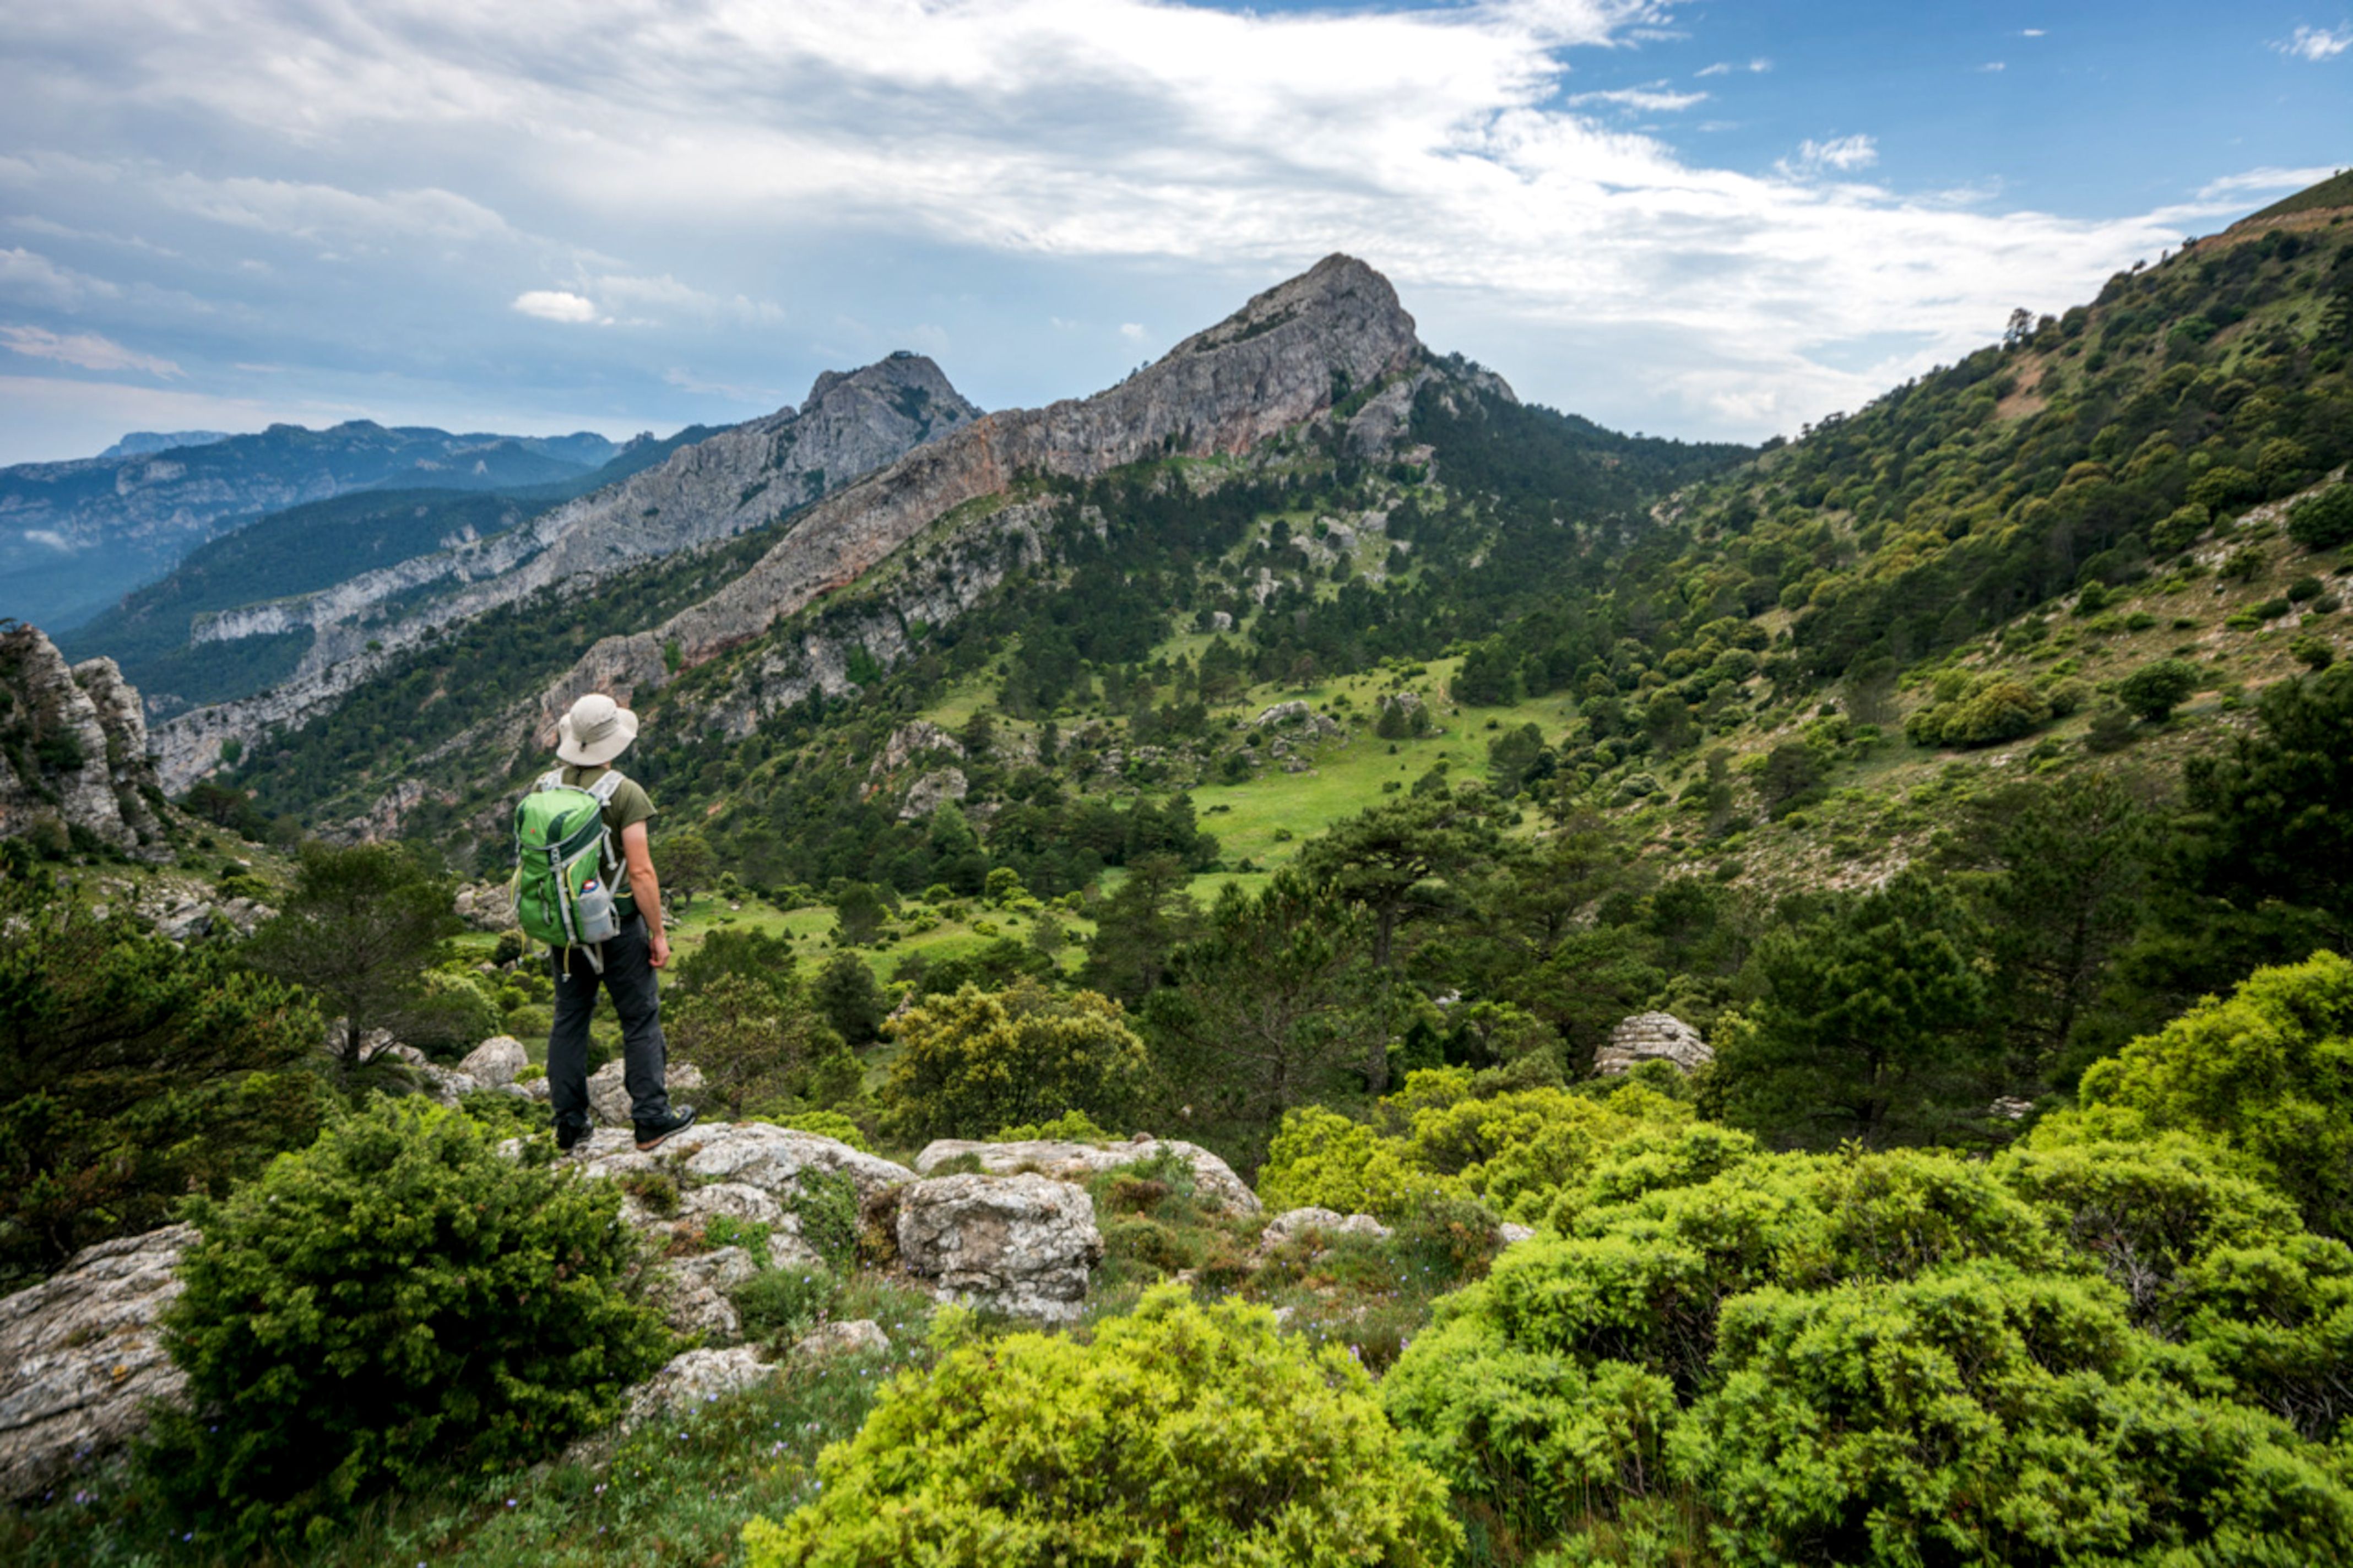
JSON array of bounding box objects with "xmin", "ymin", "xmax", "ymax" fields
[{"xmin": 513, "ymin": 771, "xmax": 625, "ymax": 965}]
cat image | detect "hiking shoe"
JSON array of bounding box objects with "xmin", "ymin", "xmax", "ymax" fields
[
  {"xmin": 634, "ymin": 1106, "xmax": 697, "ymax": 1152},
  {"xmin": 555, "ymin": 1115, "xmax": 593, "ymax": 1153}
]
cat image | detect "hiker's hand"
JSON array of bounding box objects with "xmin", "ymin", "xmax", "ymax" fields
[{"xmin": 648, "ymin": 930, "xmax": 671, "ymax": 969}]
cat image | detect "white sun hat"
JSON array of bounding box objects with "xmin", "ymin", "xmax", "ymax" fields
[{"xmin": 556, "ymin": 692, "xmax": 640, "ymax": 766}]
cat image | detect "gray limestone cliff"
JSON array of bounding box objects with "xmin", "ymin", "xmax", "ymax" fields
[
  {"xmin": 0, "ymin": 623, "xmax": 168, "ymax": 860},
  {"xmin": 150, "ymin": 355, "xmax": 980, "ymax": 791},
  {"xmin": 540, "ymin": 255, "xmax": 1422, "ymax": 726}
]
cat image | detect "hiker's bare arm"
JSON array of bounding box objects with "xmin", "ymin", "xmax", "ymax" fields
[{"xmin": 622, "ymin": 821, "xmax": 669, "ymax": 968}]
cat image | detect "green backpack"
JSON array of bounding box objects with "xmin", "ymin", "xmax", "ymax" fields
[{"xmin": 513, "ymin": 769, "xmax": 626, "ymax": 966}]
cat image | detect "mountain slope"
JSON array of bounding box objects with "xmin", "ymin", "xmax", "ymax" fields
[
  {"xmin": 214, "ymin": 256, "xmax": 1748, "ymax": 860},
  {"xmin": 0, "ymin": 422, "xmax": 622, "ymax": 630},
  {"xmin": 149, "ymin": 354, "xmax": 982, "ymax": 788}
]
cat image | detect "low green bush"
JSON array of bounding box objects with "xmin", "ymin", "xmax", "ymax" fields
[
  {"xmin": 742, "ymin": 1285, "xmax": 1462, "ymax": 1565},
  {"xmin": 145, "ymin": 1098, "xmax": 671, "ymax": 1548},
  {"xmin": 1677, "ymin": 1263, "xmax": 2353, "ymax": 1564}
]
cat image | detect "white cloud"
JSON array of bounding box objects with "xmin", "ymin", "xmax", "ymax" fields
[
  {"xmin": 512, "ymin": 289, "xmax": 601, "ymax": 324},
  {"xmin": 1779, "ymin": 134, "xmax": 1880, "ymax": 177},
  {"xmin": 2196, "ymin": 165, "xmax": 2341, "ymax": 200},
  {"xmin": 0, "ymin": 324, "xmax": 179, "ymax": 376},
  {"xmin": 22, "ymin": 528, "xmax": 74, "ymax": 552},
  {"xmin": 1978, "ymin": 61, "xmax": 2006, "ymax": 72},
  {"xmin": 2276, "ymin": 24, "xmax": 2351, "ymax": 61},
  {"xmin": 0, "ymin": 0, "xmax": 2308, "ymax": 447},
  {"xmin": 2022, "ymin": 28, "xmax": 2046, "ymax": 37},
  {"xmin": 1570, "ymin": 83, "xmax": 1709, "ymax": 112},
  {"xmin": 1119, "ymin": 322, "xmax": 1146, "ymax": 340},
  {"xmin": 0, "ymin": 247, "xmax": 120, "ymax": 307}
]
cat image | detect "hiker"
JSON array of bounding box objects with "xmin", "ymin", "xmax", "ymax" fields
[{"xmin": 525, "ymin": 692, "xmax": 696, "ymax": 1154}]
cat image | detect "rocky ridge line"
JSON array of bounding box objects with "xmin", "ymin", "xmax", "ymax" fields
[
  {"xmin": 150, "ymin": 355, "xmax": 981, "ymax": 791},
  {"xmin": 538, "ymin": 255, "xmax": 1423, "ymax": 728}
]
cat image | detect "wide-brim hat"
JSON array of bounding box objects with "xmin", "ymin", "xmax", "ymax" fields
[{"xmin": 557, "ymin": 693, "xmax": 639, "ymax": 766}]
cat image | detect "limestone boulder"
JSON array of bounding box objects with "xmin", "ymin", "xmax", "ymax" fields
[
  {"xmin": 562, "ymin": 1345, "xmax": 780, "ymax": 1467},
  {"xmin": 897, "ymin": 1173, "xmax": 1102, "ymax": 1322},
  {"xmin": 913, "ymin": 1136, "xmax": 1260, "ymax": 1215},
  {"xmin": 1594, "ymin": 1011, "xmax": 1712, "ymax": 1076},
  {"xmin": 1257, "ymin": 1207, "xmax": 1391, "ymax": 1253},
  {"xmin": 0, "ymin": 1224, "xmax": 194, "ymax": 1501},
  {"xmin": 791, "ymin": 1319, "xmax": 890, "ymax": 1359},
  {"xmin": 459, "ymin": 1035, "xmax": 529, "ymax": 1089}
]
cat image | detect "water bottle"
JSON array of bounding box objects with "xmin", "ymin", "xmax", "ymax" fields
[{"xmin": 576, "ymin": 876, "xmax": 621, "ymax": 943}]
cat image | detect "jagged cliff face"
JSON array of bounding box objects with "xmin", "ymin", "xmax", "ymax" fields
[
  {"xmin": 150, "ymin": 355, "xmax": 979, "ymax": 791},
  {"xmin": 0, "ymin": 625, "xmax": 167, "ymax": 860},
  {"xmin": 544, "ymin": 255, "xmax": 1421, "ymax": 725}
]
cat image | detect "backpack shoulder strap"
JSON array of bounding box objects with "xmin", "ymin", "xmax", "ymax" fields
[
  {"xmin": 535, "ymin": 769, "xmax": 565, "ymax": 793},
  {"xmin": 587, "ymin": 770, "xmax": 628, "ymax": 805}
]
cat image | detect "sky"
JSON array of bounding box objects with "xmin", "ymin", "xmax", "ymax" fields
[{"xmin": 0, "ymin": 0, "xmax": 2345, "ymax": 466}]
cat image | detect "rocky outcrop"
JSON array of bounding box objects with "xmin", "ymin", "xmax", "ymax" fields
[
  {"xmin": 540, "ymin": 256, "xmax": 1422, "ymax": 720},
  {"xmin": 0, "ymin": 625, "xmax": 167, "ymax": 861},
  {"xmin": 913, "ymin": 1136, "xmax": 1260, "ymax": 1215},
  {"xmin": 870, "ymin": 720, "xmax": 964, "ymax": 776},
  {"xmin": 1595, "ymin": 1012, "xmax": 1712, "ymax": 1075},
  {"xmin": 0, "ymin": 1223, "xmax": 194, "ymax": 1501},
  {"xmin": 896, "ymin": 1173, "xmax": 1102, "ymax": 1322},
  {"xmin": 897, "ymin": 767, "xmax": 968, "ymax": 821},
  {"xmin": 151, "ymin": 356, "xmax": 981, "ymax": 791}
]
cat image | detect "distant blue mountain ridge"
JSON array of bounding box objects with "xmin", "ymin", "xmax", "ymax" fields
[{"xmin": 0, "ymin": 419, "xmax": 636, "ymax": 631}]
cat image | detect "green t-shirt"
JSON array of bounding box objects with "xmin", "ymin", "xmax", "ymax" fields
[{"xmin": 558, "ymin": 764, "xmax": 655, "ymax": 907}]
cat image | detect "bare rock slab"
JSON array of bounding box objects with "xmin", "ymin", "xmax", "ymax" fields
[
  {"xmin": 897, "ymin": 1173, "xmax": 1102, "ymax": 1323},
  {"xmin": 1594, "ymin": 1011, "xmax": 1712, "ymax": 1076},
  {"xmin": 913, "ymin": 1136, "xmax": 1259, "ymax": 1215},
  {"xmin": 0, "ymin": 1224, "xmax": 194, "ymax": 1501}
]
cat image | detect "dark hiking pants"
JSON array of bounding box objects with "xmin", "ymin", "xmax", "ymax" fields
[{"xmin": 547, "ymin": 915, "xmax": 672, "ymax": 1132}]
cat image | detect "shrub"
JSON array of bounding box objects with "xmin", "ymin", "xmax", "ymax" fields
[
  {"xmin": 669, "ymin": 973, "xmax": 853, "ymax": 1119},
  {"xmin": 404, "ymin": 967, "xmax": 503, "ymax": 1059},
  {"xmin": 760, "ymin": 1108, "xmax": 871, "ymax": 1151},
  {"xmin": 993, "ymin": 1108, "xmax": 1119, "ymax": 1142},
  {"xmin": 880, "ymin": 979, "xmax": 1147, "ymax": 1142},
  {"xmin": 741, "ymin": 1285, "xmax": 1461, "ymax": 1566},
  {"xmin": 1257, "ymin": 1105, "xmax": 1469, "ymax": 1220},
  {"xmin": 2116, "ymin": 657, "xmax": 2201, "ymax": 721},
  {"xmin": 2287, "ymin": 484, "xmax": 2353, "ymax": 551},
  {"xmin": 1904, "ymin": 674, "xmax": 2050, "ymax": 747},
  {"xmin": 2294, "ymin": 634, "xmax": 2338, "ymax": 671},
  {"xmin": 2077, "ymin": 950, "xmax": 2353, "ymax": 1238},
  {"xmin": 783, "ymin": 1169, "xmax": 861, "ymax": 1271},
  {"xmin": 147, "ymin": 1098, "xmax": 670, "ymax": 1547},
  {"xmin": 0, "ymin": 870, "xmax": 325, "ymax": 1287},
  {"xmin": 1675, "ymin": 1264, "xmax": 2353, "ymax": 1565}
]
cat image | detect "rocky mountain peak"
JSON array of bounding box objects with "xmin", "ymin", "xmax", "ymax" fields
[
  {"xmin": 1172, "ymin": 253, "xmax": 1409, "ymax": 360},
  {"xmin": 536, "ymin": 256, "xmax": 1429, "ymax": 725}
]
